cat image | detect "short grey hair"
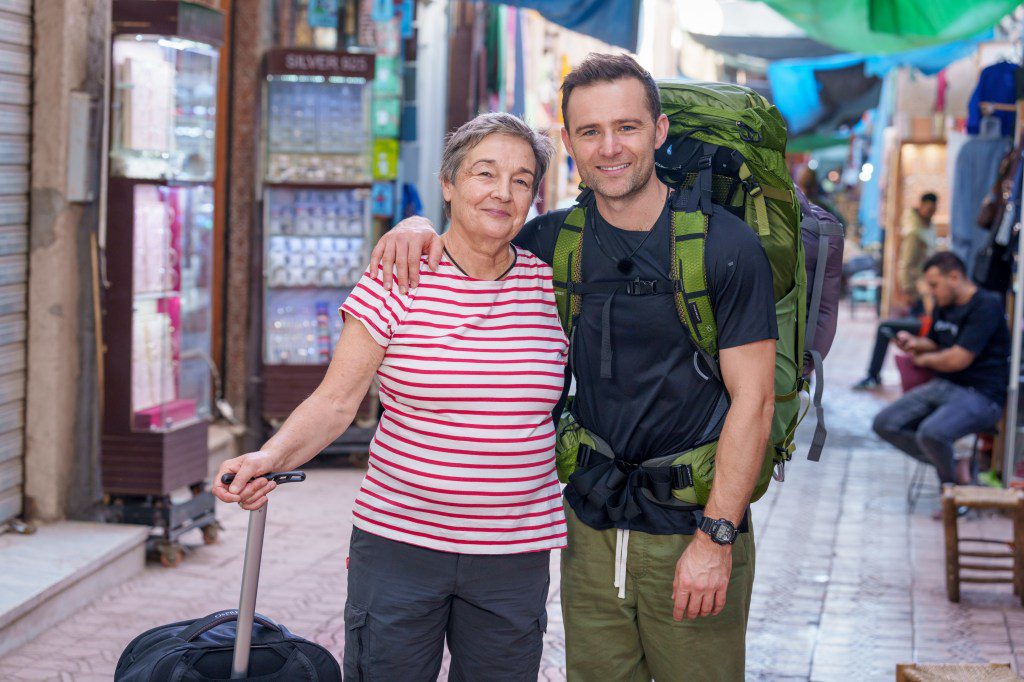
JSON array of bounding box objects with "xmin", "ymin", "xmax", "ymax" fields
[{"xmin": 439, "ymin": 112, "xmax": 554, "ymax": 218}]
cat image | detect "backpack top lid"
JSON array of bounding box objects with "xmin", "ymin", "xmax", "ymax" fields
[{"xmin": 656, "ymin": 80, "xmax": 789, "ymax": 157}]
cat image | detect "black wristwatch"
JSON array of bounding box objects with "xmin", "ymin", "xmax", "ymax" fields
[{"xmin": 698, "ymin": 516, "xmax": 738, "ymax": 545}]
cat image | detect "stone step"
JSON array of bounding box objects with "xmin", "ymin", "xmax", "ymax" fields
[{"xmin": 0, "ymin": 521, "xmax": 148, "ymax": 658}]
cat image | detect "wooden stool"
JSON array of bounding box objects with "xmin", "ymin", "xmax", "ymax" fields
[
  {"xmin": 942, "ymin": 485, "xmax": 1024, "ymax": 605},
  {"xmin": 896, "ymin": 663, "xmax": 1021, "ymax": 681}
]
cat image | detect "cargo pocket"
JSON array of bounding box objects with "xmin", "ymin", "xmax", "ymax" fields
[{"xmin": 343, "ymin": 604, "xmax": 370, "ymax": 682}]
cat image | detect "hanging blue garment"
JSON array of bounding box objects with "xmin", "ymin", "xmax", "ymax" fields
[
  {"xmin": 967, "ymin": 61, "xmax": 1019, "ymax": 138},
  {"xmin": 951, "ymin": 135, "xmax": 1013, "ymax": 275},
  {"xmin": 858, "ymin": 72, "xmax": 898, "ymax": 247}
]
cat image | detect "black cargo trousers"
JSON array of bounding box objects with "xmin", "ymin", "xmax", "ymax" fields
[{"xmin": 342, "ymin": 527, "xmax": 551, "ymax": 681}]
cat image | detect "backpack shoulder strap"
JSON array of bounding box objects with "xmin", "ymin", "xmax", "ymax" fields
[
  {"xmin": 552, "ymin": 191, "xmax": 589, "ymax": 337},
  {"xmin": 670, "ymin": 196, "xmax": 719, "ymax": 365}
]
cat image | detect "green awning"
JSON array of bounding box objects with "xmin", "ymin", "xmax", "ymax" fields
[{"xmin": 760, "ymin": 0, "xmax": 1020, "ymax": 54}]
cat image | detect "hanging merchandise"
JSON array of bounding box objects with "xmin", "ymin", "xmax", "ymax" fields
[
  {"xmin": 372, "ymin": 138, "xmax": 399, "ymax": 180},
  {"xmin": 371, "ymin": 181, "xmax": 395, "ymax": 217},
  {"xmin": 372, "ymin": 96, "xmax": 401, "ymax": 138},
  {"xmin": 401, "ymin": 182, "xmax": 423, "ymax": 219},
  {"xmin": 308, "ymin": 0, "xmax": 339, "ymax": 28},
  {"xmin": 967, "ymin": 61, "xmax": 1020, "ymax": 138},
  {"xmin": 399, "ymin": 0, "xmax": 414, "ymax": 38},
  {"xmin": 973, "ymin": 146, "xmax": 1022, "ymax": 293},
  {"xmin": 950, "ymin": 117, "xmax": 1013, "ymax": 273},
  {"xmin": 372, "ymin": 55, "xmax": 402, "ymax": 96},
  {"xmin": 400, "ymin": 101, "xmax": 417, "ymax": 141},
  {"xmin": 373, "ymin": 16, "xmax": 401, "ymax": 56},
  {"xmin": 371, "ymin": 0, "xmax": 393, "ymax": 22}
]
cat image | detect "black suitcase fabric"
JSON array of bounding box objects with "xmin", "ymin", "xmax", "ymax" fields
[{"xmin": 114, "ymin": 609, "xmax": 341, "ymax": 681}]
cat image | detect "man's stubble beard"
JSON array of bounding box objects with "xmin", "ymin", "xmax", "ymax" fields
[{"xmin": 577, "ymin": 155, "xmax": 655, "ymax": 203}]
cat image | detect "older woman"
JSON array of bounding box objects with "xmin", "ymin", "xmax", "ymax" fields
[{"xmin": 212, "ymin": 113, "xmax": 566, "ymax": 680}]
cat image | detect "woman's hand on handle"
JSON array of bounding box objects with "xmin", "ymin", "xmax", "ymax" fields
[
  {"xmin": 368, "ymin": 216, "xmax": 444, "ymax": 293},
  {"xmin": 212, "ymin": 451, "xmax": 280, "ymax": 510}
]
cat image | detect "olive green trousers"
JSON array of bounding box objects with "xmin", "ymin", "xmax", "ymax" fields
[{"xmin": 561, "ymin": 504, "xmax": 755, "ymax": 682}]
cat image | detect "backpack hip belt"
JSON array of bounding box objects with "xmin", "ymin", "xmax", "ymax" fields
[{"xmin": 558, "ymin": 419, "xmax": 720, "ymax": 512}]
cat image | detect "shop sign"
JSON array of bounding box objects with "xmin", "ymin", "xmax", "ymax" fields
[{"xmin": 266, "ymin": 48, "xmax": 376, "ymax": 80}]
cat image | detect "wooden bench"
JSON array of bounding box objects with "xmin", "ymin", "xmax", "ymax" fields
[{"xmin": 941, "ymin": 485, "xmax": 1024, "ymax": 605}]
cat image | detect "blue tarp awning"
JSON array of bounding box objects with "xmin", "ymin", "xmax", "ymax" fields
[
  {"xmin": 494, "ymin": 0, "xmax": 641, "ymax": 51},
  {"xmin": 768, "ymin": 32, "xmax": 989, "ymax": 135}
]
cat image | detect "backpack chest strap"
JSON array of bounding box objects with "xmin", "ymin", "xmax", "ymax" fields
[{"xmin": 569, "ymin": 278, "xmax": 677, "ymax": 296}]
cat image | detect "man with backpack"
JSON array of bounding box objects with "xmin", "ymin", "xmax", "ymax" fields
[{"xmin": 369, "ymin": 54, "xmax": 798, "ymax": 680}]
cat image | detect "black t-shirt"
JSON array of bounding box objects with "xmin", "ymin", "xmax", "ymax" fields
[
  {"xmin": 514, "ymin": 199, "xmax": 777, "ymax": 534},
  {"xmin": 926, "ymin": 288, "xmax": 1010, "ymax": 404}
]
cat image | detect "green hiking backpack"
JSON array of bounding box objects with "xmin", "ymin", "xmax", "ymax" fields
[{"xmin": 552, "ymin": 80, "xmax": 825, "ymax": 507}]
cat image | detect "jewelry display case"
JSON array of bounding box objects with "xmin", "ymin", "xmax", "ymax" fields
[
  {"xmin": 256, "ymin": 50, "xmax": 380, "ymax": 451},
  {"xmin": 101, "ymin": 2, "xmax": 224, "ymax": 562}
]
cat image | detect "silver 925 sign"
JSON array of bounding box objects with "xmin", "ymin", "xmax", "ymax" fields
[{"xmin": 267, "ymin": 49, "xmax": 376, "ymax": 80}]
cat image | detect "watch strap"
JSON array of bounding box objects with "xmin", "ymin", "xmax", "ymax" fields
[{"xmin": 698, "ymin": 516, "xmax": 738, "ymax": 544}]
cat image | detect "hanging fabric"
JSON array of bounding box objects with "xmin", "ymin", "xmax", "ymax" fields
[{"xmin": 950, "ymin": 128, "xmax": 1013, "ymax": 275}]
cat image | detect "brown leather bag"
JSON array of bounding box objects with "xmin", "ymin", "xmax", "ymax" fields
[{"xmin": 977, "ymin": 144, "xmax": 1021, "ymax": 229}]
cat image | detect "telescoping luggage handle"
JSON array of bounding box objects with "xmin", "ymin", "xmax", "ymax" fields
[{"xmin": 220, "ymin": 471, "xmax": 306, "ymax": 679}]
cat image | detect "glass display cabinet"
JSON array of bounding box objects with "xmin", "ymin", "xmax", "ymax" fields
[
  {"xmin": 101, "ymin": 0, "xmax": 224, "ymax": 564},
  {"xmin": 257, "ymin": 49, "xmax": 379, "ymax": 453}
]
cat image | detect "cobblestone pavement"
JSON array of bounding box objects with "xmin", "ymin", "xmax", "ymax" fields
[{"xmin": 2, "ymin": 307, "xmax": 1023, "ymax": 681}]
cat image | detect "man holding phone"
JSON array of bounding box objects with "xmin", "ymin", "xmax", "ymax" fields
[{"xmin": 872, "ymin": 251, "xmax": 1008, "ymax": 486}]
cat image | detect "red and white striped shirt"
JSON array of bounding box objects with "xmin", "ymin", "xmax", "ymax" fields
[{"xmin": 339, "ymin": 246, "xmax": 568, "ymax": 554}]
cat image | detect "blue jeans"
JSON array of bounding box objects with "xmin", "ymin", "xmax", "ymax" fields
[{"xmin": 872, "ymin": 378, "xmax": 1003, "ymax": 484}]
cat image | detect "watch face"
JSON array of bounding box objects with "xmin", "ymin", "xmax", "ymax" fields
[{"xmin": 714, "ymin": 524, "xmax": 733, "ymax": 543}]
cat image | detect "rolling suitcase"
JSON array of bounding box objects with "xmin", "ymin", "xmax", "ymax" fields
[{"xmin": 115, "ymin": 471, "xmax": 342, "ymax": 681}]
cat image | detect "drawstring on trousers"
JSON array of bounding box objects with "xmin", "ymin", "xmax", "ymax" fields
[{"xmin": 613, "ymin": 528, "xmax": 630, "ymax": 600}]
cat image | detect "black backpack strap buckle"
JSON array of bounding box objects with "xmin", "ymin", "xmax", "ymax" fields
[
  {"xmin": 670, "ymin": 463, "xmax": 694, "ymax": 490},
  {"xmin": 626, "ymin": 278, "xmax": 657, "ymax": 295},
  {"xmin": 698, "ymin": 154, "xmax": 713, "ymax": 170},
  {"xmin": 577, "ymin": 444, "xmax": 594, "ymax": 469},
  {"xmin": 736, "ymin": 121, "xmax": 762, "ymax": 143}
]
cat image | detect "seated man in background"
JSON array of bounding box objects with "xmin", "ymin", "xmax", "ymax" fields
[
  {"xmin": 872, "ymin": 251, "xmax": 1009, "ymax": 486},
  {"xmin": 854, "ymin": 192, "xmax": 938, "ymax": 389}
]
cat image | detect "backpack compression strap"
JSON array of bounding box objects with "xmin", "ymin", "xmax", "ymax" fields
[
  {"xmin": 552, "ymin": 200, "xmax": 587, "ymax": 337},
  {"xmin": 670, "ymin": 198, "xmax": 719, "ymax": 366},
  {"xmin": 737, "ymin": 161, "xmax": 771, "ymax": 238},
  {"xmin": 801, "ymin": 215, "xmax": 843, "ymax": 463}
]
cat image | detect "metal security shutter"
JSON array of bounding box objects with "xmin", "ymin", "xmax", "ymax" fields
[{"xmin": 0, "ymin": 0, "xmax": 30, "ymax": 526}]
